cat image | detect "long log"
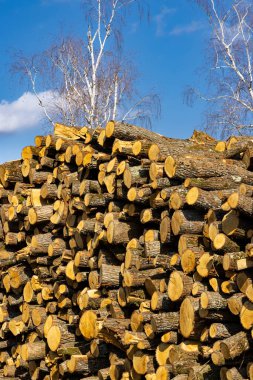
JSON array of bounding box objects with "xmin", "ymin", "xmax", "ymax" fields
[{"xmin": 0, "ymin": 122, "xmax": 252, "ymax": 378}]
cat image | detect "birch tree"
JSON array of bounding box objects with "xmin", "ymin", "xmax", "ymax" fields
[
  {"xmin": 188, "ymin": 0, "xmax": 253, "ymax": 136},
  {"xmin": 14, "ymin": 0, "xmax": 159, "ymax": 129}
]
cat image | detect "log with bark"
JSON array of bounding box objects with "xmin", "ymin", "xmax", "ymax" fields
[{"xmin": 0, "ymin": 121, "xmax": 252, "ymax": 379}]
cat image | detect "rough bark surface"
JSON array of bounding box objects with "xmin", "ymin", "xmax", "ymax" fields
[{"xmin": 0, "ymin": 122, "xmax": 252, "ymax": 378}]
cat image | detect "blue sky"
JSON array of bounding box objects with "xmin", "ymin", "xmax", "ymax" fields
[{"xmin": 0, "ymin": 0, "xmax": 209, "ymax": 163}]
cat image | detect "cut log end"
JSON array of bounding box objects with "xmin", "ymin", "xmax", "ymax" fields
[
  {"xmin": 79, "ymin": 310, "xmax": 98, "ymax": 340},
  {"xmin": 179, "ymin": 297, "xmax": 196, "ymax": 338},
  {"xmin": 164, "ymin": 156, "xmax": 176, "ymax": 178},
  {"xmin": 186, "ymin": 187, "xmax": 199, "ymax": 205}
]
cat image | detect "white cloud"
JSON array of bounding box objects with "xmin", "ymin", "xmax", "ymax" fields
[
  {"xmin": 0, "ymin": 91, "xmax": 56, "ymax": 133},
  {"xmin": 154, "ymin": 7, "xmax": 176, "ymax": 37},
  {"xmin": 169, "ymin": 21, "xmax": 205, "ymax": 36}
]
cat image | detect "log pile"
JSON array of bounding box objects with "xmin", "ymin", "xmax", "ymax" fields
[{"xmin": 0, "ymin": 121, "xmax": 253, "ymax": 379}]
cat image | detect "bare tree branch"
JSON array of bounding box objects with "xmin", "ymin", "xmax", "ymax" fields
[
  {"xmin": 189, "ymin": 0, "xmax": 253, "ymax": 136},
  {"xmin": 13, "ymin": 0, "xmax": 159, "ymax": 130},
  {"xmin": 25, "ymin": 65, "xmax": 54, "ymax": 126}
]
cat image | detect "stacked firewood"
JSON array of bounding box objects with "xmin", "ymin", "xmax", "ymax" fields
[{"xmin": 0, "ymin": 121, "xmax": 253, "ymax": 380}]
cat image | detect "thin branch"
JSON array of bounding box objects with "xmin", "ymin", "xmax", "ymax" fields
[{"xmin": 26, "ymin": 66, "xmax": 54, "ymax": 126}]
